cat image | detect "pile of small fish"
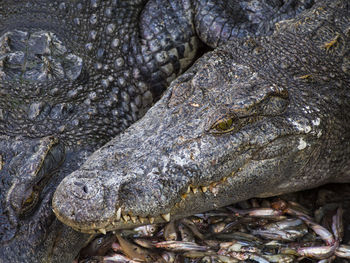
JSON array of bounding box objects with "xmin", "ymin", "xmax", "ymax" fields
[{"xmin": 76, "ymin": 187, "xmax": 350, "ymax": 263}]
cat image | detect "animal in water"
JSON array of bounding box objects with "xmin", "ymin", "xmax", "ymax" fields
[{"xmin": 53, "ymin": 0, "xmax": 350, "ymax": 237}]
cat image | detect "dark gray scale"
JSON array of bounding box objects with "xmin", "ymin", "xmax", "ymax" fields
[
  {"xmin": 138, "ymin": 0, "xmax": 200, "ymax": 98},
  {"xmin": 194, "ymin": 0, "xmax": 314, "ymax": 47},
  {"xmin": 0, "ymin": 0, "xmax": 203, "ymax": 149}
]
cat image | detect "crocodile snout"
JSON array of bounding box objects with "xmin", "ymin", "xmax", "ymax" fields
[
  {"xmin": 69, "ymin": 178, "xmax": 101, "ymax": 200},
  {"xmin": 53, "ymin": 171, "xmax": 115, "ymax": 231},
  {"xmin": 53, "ymin": 163, "xmax": 195, "ymax": 233}
]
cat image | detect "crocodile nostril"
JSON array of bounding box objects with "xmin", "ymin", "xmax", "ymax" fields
[
  {"xmin": 73, "ymin": 181, "xmax": 90, "ymax": 194},
  {"xmin": 69, "ymin": 178, "xmax": 101, "ymax": 200}
]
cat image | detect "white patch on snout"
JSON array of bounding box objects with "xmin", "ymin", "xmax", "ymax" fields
[
  {"xmin": 288, "ymin": 118, "xmax": 312, "ymax": 133},
  {"xmin": 312, "ymin": 118, "xmax": 321, "ymax": 126},
  {"xmin": 303, "ymin": 106, "xmax": 312, "ymax": 114},
  {"xmin": 172, "ymin": 155, "xmax": 190, "ymax": 167},
  {"xmin": 297, "ymin": 138, "xmax": 308, "ymax": 150}
]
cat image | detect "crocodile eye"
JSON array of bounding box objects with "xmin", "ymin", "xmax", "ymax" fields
[
  {"xmin": 21, "ymin": 190, "xmax": 40, "ymax": 216},
  {"xmin": 211, "ymin": 118, "xmax": 235, "ymax": 133}
]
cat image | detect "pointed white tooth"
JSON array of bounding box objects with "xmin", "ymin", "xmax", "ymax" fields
[
  {"xmin": 122, "ymin": 214, "xmax": 130, "ymax": 222},
  {"xmin": 116, "ymin": 207, "xmax": 122, "ymax": 221},
  {"xmin": 130, "ymin": 216, "xmax": 137, "ymax": 223},
  {"xmin": 186, "ymin": 186, "xmax": 191, "ymax": 193},
  {"xmin": 201, "ymin": 186, "xmax": 208, "ymax": 193},
  {"xmin": 192, "ymin": 187, "xmax": 198, "ymax": 194},
  {"xmin": 139, "ymin": 217, "xmax": 146, "ymax": 223},
  {"xmin": 161, "ymin": 213, "xmax": 171, "ymax": 222},
  {"xmin": 99, "ymin": 228, "xmax": 107, "ymax": 235},
  {"xmin": 149, "ymin": 217, "xmax": 155, "ymax": 224}
]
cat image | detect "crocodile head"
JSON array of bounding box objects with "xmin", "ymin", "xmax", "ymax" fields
[
  {"xmin": 53, "ymin": 0, "xmax": 350, "ymax": 233},
  {"xmin": 0, "ymin": 136, "xmax": 92, "ymax": 262}
]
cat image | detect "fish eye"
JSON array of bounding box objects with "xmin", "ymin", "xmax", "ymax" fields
[{"xmin": 148, "ymin": 225, "xmax": 157, "ymax": 232}]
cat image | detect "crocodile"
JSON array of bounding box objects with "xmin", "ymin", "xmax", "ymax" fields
[
  {"xmin": 53, "ymin": 0, "xmax": 350, "ymax": 235},
  {"xmin": 0, "ymin": 0, "xmax": 313, "ymax": 262}
]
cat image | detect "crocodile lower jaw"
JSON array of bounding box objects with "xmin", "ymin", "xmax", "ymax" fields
[{"xmin": 53, "ymin": 176, "xmax": 232, "ymax": 233}]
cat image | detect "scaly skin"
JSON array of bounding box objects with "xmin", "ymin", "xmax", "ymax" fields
[
  {"xmin": 0, "ymin": 0, "xmax": 315, "ymax": 261},
  {"xmin": 0, "ymin": 136, "xmax": 91, "ymax": 263},
  {"xmin": 0, "ymin": 0, "xmax": 199, "ymax": 262},
  {"xmin": 53, "ymin": 0, "xmax": 350, "ymax": 234}
]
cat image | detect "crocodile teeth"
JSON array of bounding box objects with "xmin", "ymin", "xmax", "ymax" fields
[
  {"xmin": 210, "ymin": 185, "xmax": 220, "ymax": 195},
  {"xmin": 161, "ymin": 213, "xmax": 171, "ymax": 222},
  {"xmin": 122, "ymin": 214, "xmax": 130, "ymax": 222},
  {"xmin": 201, "ymin": 186, "xmax": 208, "ymax": 193},
  {"xmin": 116, "ymin": 207, "xmax": 122, "ymax": 221},
  {"xmin": 130, "ymin": 216, "xmax": 137, "ymax": 224},
  {"xmin": 149, "ymin": 216, "xmax": 155, "ymax": 224},
  {"xmin": 99, "ymin": 228, "xmax": 107, "ymax": 235},
  {"xmin": 191, "ymin": 187, "xmax": 198, "ymax": 194},
  {"xmin": 139, "ymin": 217, "xmax": 147, "ymax": 223},
  {"xmin": 186, "ymin": 186, "xmax": 191, "ymax": 194}
]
